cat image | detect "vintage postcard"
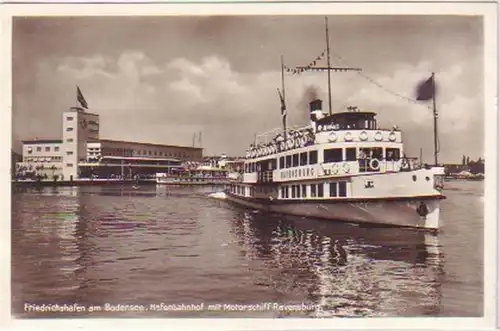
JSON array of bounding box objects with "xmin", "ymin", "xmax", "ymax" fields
[{"xmin": 1, "ymin": 2, "xmax": 497, "ymax": 331}]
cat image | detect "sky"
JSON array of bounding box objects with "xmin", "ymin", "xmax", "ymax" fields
[{"xmin": 12, "ymin": 15, "xmax": 484, "ymax": 163}]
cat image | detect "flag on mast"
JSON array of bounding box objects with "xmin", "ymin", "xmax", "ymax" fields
[
  {"xmin": 416, "ymin": 75, "xmax": 436, "ymax": 101},
  {"xmin": 277, "ymin": 88, "xmax": 287, "ymax": 133},
  {"xmin": 77, "ymin": 86, "xmax": 89, "ymax": 109}
]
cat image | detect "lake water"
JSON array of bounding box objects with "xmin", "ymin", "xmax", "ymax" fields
[{"xmin": 11, "ymin": 181, "xmax": 483, "ymax": 318}]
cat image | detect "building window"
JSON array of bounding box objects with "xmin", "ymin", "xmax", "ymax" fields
[
  {"xmin": 302, "ymin": 184, "xmax": 307, "ymax": 198},
  {"xmin": 67, "ymin": 138, "xmax": 74, "ymax": 143},
  {"xmin": 27, "ymin": 147, "xmax": 33, "ymax": 154},
  {"xmin": 285, "ymin": 155, "xmax": 292, "ymax": 168},
  {"xmin": 67, "ymin": 151, "xmax": 73, "ymax": 155},
  {"xmin": 36, "ymin": 147, "xmax": 42, "ymax": 152},
  {"xmin": 55, "ymin": 146, "xmax": 60, "ymax": 152},
  {"xmin": 292, "ymin": 154, "xmax": 299, "ymax": 167},
  {"xmin": 324, "ymin": 148, "xmax": 343, "ymax": 163},
  {"xmin": 66, "ymin": 116, "xmax": 74, "ymax": 121},
  {"xmin": 66, "ymin": 127, "xmax": 74, "ymax": 132},
  {"xmin": 45, "ymin": 146, "xmax": 50, "ymax": 152},
  {"xmin": 66, "ymin": 163, "xmax": 73, "ymax": 167}
]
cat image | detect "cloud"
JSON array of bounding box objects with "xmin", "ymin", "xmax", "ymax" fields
[{"xmin": 13, "ymin": 46, "xmax": 483, "ymax": 163}]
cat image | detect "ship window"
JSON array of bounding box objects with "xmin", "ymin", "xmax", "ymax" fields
[
  {"xmin": 302, "ymin": 184, "xmax": 307, "ymax": 198},
  {"xmin": 373, "ymin": 147, "xmax": 383, "ymax": 160},
  {"xmin": 299, "ymin": 152, "xmax": 308, "ymax": 166},
  {"xmin": 279, "ymin": 157, "xmax": 285, "ymax": 169},
  {"xmin": 291, "ymin": 186, "xmax": 296, "ymax": 198},
  {"xmin": 386, "ymin": 148, "xmax": 400, "ymax": 161},
  {"xmin": 309, "ymin": 151, "xmax": 318, "ymax": 164},
  {"xmin": 317, "ymin": 184, "xmax": 324, "ymax": 197},
  {"xmin": 295, "ymin": 185, "xmax": 301, "ymax": 198},
  {"xmin": 285, "ymin": 155, "xmax": 292, "ymax": 168},
  {"xmin": 271, "ymin": 159, "xmax": 277, "ymax": 170},
  {"xmin": 66, "ymin": 127, "xmax": 73, "ymax": 132},
  {"xmin": 36, "ymin": 147, "xmax": 42, "ymax": 152},
  {"xmin": 346, "ymin": 148, "xmax": 357, "ymax": 161},
  {"xmin": 292, "ymin": 154, "xmax": 299, "ymax": 167},
  {"xmin": 45, "ymin": 146, "xmax": 50, "ymax": 152},
  {"xmin": 311, "ymin": 184, "xmax": 317, "ymax": 197},
  {"xmin": 330, "ymin": 182, "xmax": 338, "ymax": 197},
  {"xmin": 324, "ymin": 148, "xmax": 343, "ymax": 163},
  {"xmin": 338, "ymin": 182, "xmax": 347, "ymax": 197}
]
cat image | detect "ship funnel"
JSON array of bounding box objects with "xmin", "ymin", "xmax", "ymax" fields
[
  {"xmin": 309, "ymin": 99, "xmax": 325, "ymax": 132},
  {"xmin": 309, "ymin": 99, "xmax": 322, "ymax": 112}
]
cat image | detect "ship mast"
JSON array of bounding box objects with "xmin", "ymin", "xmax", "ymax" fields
[
  {"xmin": 325, "ymin": 17, "xmax": 332, "ymax": 116},
  {"xmin": 296, "ymin": 16, "xmax": 362, "ymax": 115},
  {"xmin": 281, "ymin": 55, "xmax": 287, "ymax": 141}
]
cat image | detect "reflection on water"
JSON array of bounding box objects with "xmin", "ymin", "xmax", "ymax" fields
[
  {"xmin": 11, "ymin": 182, "xmax": 482, "ymax": 318},
  {"xmin": 230, "ymin": 212, "xmax": 444, "ymax": 317}
]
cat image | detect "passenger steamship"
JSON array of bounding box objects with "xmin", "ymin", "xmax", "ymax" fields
[
  {"xmin": 225, "ymin": 99, "xmax": 446, "ymax": 230},
  {"xmin": 225, "ymin": 17, "xmax": 446, "ymax": 230}
]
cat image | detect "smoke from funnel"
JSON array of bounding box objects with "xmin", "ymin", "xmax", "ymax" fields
[
  {"xmin": 305, "ymin": 85, "xmax": 319, "ymax": 101},
  {"xmin": 296, "ymin": 85, "xmax": 322, "ymax": 124}
]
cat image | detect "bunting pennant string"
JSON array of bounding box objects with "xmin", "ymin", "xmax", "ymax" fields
[
  {"xmin": 329, "ymin": 52, "xmax": 433, "ymax": 110},
  {"xmin": 284, "ymin": 49, "xmax": 327, "ymax": 75}
]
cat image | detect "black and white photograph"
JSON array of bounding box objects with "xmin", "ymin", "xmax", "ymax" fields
[{"xmin": 4, "ymin": 3, "xmax": 497, "ymax": 330}]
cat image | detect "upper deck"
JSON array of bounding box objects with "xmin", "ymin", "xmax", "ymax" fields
[
  {"xmin": 237, "ymin": 99, "xmax": 414, "ymax": 185},
  {"xmin": 245, "ymin": 101, "xmax": 402, "ymax": 161}
]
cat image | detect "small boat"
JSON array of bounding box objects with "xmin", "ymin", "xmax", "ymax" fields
[{"xmin": 155, "ymin": 156, "xmax": 230, "ymax": 185}]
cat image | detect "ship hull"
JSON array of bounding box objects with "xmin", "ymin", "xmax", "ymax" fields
[{"xmin": 225, "ymin": 191, "xmax": 444, "ymax": 231}]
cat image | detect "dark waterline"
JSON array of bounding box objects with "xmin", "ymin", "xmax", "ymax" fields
[{"xmin": 11, "ymin": 182, "xmax": 483, "ymax": 318}]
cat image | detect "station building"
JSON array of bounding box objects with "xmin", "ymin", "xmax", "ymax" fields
[{"xmin": 16, "ymin": 106, "xmax": 203, "ymax": 180}]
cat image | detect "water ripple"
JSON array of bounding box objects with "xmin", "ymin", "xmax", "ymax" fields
[{"xmin": 11, "ymin": 183, "xmax": 483, "ymax": 318}]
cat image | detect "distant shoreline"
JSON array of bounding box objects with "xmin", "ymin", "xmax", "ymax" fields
[
  {"xmin": 445, "ymin": 176, "xmax": 484, "ymax": 182},
  {"xmin": 11, "ymin": 179, "xmax": 155, "ymax": 188}
]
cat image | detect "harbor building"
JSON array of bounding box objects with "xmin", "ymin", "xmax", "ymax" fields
[{"xmin": 16, "ymin": 105, "xmax": 203, "ymax": 181}]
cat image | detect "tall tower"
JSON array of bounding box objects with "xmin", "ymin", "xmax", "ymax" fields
[{"xmin": 61, "ymin": 106, "xmax": 99, "ymax": 180}]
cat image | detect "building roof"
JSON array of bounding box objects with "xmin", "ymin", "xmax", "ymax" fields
[
  {"xmin": 22, "ymin": 139, "xmax": 62, "ymax": 144},
  {"xmin": 100, "ymin": 155, "xmax": 181, "ymax": 162},
  {"xmin": 21, "ymin": 137, "xmax": 202, "ymax": 150},
  {"xmin": 68, "ymin": 107, "xmax": 99, "ymax": 117},
  {"xmin": 90, "ymin": 138, "xmax": 203, "ymax": 150}
]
